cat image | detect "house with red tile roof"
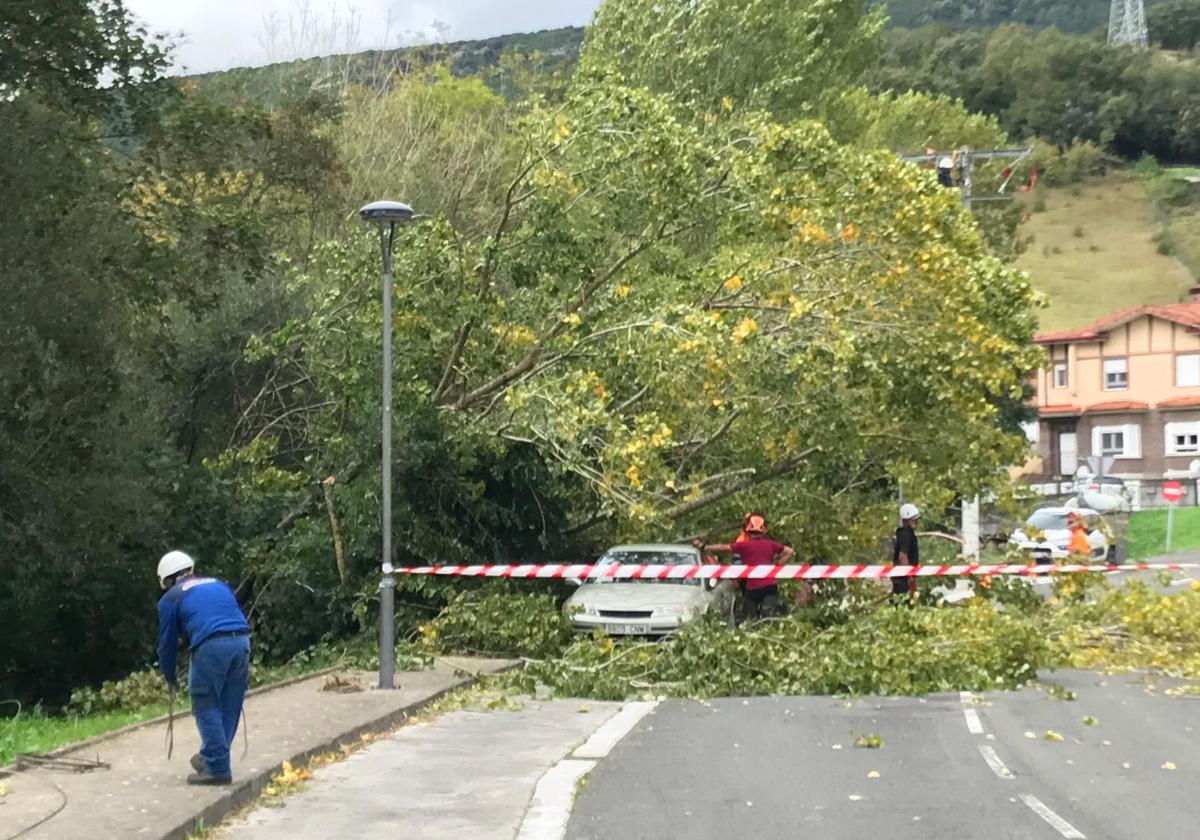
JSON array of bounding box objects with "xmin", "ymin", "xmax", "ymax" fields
[{"xmin": 1025, "ymin": 295, "xmax": 1200, "ymax": 481}]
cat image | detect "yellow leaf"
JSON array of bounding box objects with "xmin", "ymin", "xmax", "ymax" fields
[
  {"xmin": 1162, "ymin": 761, "xmax": 1177, "ymax": 770},
  {"xmin": 731, "ymin": 318, "xmax": 758, "ymax": 343},
  {"xmin": 867, "ymin": 770, "xmax": 880, "ymax": 779}
]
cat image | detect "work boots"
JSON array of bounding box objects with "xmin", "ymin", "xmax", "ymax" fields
[{"xmin": 187, "ymin": 769, "xmax": 232, "ymax": 785}]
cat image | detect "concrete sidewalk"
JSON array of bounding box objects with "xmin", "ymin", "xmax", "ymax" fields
[
  {"xmin": 218, "ymin": 701, "xmax": 624, "ymax": 840},
  {"xmin": 1, "ymin": 658, "xmax": 512, "ymax": 840}
]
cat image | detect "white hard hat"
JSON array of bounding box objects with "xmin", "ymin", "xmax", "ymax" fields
[
  {"xmin": 899, "ymin": 503, "xmax": 920, "ymax": 521},
  {"xmin": 158, "ymin": 550, "xmax": 195, "ymax": 589},
  {"xmin": 938, "ymin": 157, "xmax": 953, "ymax": 169}
]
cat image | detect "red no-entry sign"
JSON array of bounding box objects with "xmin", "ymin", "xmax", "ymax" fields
[{"xmin": 1162, "ymin": 480, "xmax": 1184, "ymax": 503}]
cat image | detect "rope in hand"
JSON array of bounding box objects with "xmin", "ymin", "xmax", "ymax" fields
[{"xmin": 165, "ymin": 684, "xmax": 176, "ymax": 760}]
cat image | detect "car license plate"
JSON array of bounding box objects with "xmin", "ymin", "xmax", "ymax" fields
[{"xmin": 603, "ymin": 623, "xmax": 650, "ymax": 634}]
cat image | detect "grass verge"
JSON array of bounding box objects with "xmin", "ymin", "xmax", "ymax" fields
[
  {"xmin": 0, "ymin": 704, "xmax": 167, "ymax": 767},
  {"xmin": 1127, "ymin": 506, "xmax": 1200, "ymax": 559}
]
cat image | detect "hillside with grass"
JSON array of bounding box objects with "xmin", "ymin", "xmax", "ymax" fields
[{"xmin": 1016, "ymin": 173, "xmax": 1199, "ymax": 333}]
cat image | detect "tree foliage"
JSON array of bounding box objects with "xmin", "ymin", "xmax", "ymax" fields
[
  {"xmin": 1148, "ymin": 0, "xmax": 1200, "ymax": 50},
  {"xmin": 871, "ymin": 24, "xmax": 1200, "ymax": 162},
  {"xmin": 581, "ymin": 0, "xmax": 885, "ymax": 120}
]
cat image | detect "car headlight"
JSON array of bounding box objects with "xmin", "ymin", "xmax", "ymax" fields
[{"xmin": 656, "ymin": 605, "xmax": 697, "ymax": 618}]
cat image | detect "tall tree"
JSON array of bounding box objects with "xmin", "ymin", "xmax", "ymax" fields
[{"xmin": 580, "ymin": 0, "xmax": 885, "ymax": 119}]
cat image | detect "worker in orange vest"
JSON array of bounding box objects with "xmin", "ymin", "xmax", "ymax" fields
[{"xmin": 1066, "ymin": 512, "xmax": 1091, "ymax": 558}]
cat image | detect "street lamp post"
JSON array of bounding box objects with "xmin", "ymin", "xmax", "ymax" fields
[{"xmin": 359, "ymin": 200, "xmax": 414, "ymax": 690}]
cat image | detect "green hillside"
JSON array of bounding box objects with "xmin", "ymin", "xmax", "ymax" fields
[
  {"xmin": 878, "ymin": 0, "xmax": 1165, "ymax": 32},
  {"xmin": 1016, "ymin": 174, "xmax": 1198, "ymax": 333}
]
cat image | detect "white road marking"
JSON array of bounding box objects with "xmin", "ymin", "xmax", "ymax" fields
[
  {"xmin": 572, "ymin": 700, "xmax": 659, "ymax": 759},
  {"xmin": 515, "ymin": 759, "xmax": 595, "ymax": 840},
  {"xmin": 1020, "ymin": 793, "xmax": 1086, "ymax": 839},
  {"xmin": 978, "ymin": 745, "xmax": 1014, "ymax": 779},
  {"xmin": 960, "ymin": 691, "xmax": 985, "ymax": 734}
]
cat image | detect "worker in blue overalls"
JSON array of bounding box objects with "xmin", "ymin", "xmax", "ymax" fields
[{"xmin": 157, "ymin": 550, "xmax": 250, "ymax": 785}]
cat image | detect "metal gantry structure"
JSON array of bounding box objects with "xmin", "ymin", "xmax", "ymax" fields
[
  {"xmin": 898, "ymin": 147, "xmax": 1034, "ymax": 211},
  {"xmin": 1108, "ymin": 0, "xmax": 1149, "ymax": 49}
]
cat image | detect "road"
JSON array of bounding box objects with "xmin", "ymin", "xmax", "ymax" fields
[
  {"xmin": 567, "ymin": 671, "xmax": 1199, "ymax": 840},
  {"xmin": 216, "ymin": 670, "xmax": 1198, "ymax": 840}
]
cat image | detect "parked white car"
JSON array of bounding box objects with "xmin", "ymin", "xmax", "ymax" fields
[
  {"xmin": 1008, "ymin": 507, "xmax": 1113, "ymax": 562},
  {"xmin": 1071, "ymin": 475, "xmax": 1133, "ymax": 513},
  {"xmin": 563, "ymin": 543, "xmax": 735, "ymax": 635}
]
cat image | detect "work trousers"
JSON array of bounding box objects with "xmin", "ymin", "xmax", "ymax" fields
[
  {"xmin": 741, "ymin": 585, "xmax": 779, "ymax": 622},
  {"xmin": 189, "ymin": 634, "xmax": 250, "ymax": 777}
]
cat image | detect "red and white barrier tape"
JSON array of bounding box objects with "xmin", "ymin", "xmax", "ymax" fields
[{"xmin": 394, "ymin": 562, "xmax": 1200, "ymax": 581}]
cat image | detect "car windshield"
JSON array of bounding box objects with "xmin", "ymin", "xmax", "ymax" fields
[
  {"xmin": 593, "ymin": 550, "xmax": 700, "ymax": 585},
  {"xmin": 1027, "ymin": 511, "xmax": 1070, "ymax": 531}
]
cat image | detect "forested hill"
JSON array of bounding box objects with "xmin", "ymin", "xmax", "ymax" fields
[
  {"xmin": 196, "ymin": 0, "xmax": 1195, "ymax": 92},
  {"xmin": 191, "ymin": 26, "xmax": 585, "ymax": 94},
  {"xmin": 878, "ymin": 0, "xmax": 1160, "ymax": 32}
]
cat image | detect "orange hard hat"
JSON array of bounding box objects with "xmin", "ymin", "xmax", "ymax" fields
[{"xmin": 744, "ymin": 514, "xmax": 767, "ymax": 534}]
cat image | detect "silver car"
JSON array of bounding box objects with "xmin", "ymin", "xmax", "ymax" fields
[
  {"xmin": 1008, "ymin": 507, "xmax": 1112, "ymax": 562},
  {"xmin": 563, "ymin": 543, "xmax": 736, "ymax": 635}
]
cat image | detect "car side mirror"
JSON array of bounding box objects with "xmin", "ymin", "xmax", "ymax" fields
[
  {"xmin": 566, "ymin": 577, "xmax": 582, "ymax": 587},
  {"xmin": 705, "ymin": 578, "xmax": 718, "ymax": 590}
]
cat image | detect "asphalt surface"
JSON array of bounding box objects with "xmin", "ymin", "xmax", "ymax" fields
[{"xmin": 566, "ymin": 671, "xmax": 1200, "ymax": 840}]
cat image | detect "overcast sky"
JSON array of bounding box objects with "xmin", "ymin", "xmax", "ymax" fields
[{"xmin": 125, "ymin": 0, "xmax": 602, "ymax": 75}]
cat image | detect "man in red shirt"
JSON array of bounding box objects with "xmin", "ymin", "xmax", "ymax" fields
[{"xmin": 699, "ymin": 514, "xmax": 795, "ymax": 622}]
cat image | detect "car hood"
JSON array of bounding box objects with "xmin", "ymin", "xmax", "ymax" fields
[
  {"xmin": 1011, "ymin": 528, "xmax": 1069, "ymax": 548},
  {"xmin": 565, "ymin": 582, "xmax": 706, "ymax": 610}
]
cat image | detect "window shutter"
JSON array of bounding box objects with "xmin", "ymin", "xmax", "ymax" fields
[
  {"xmin": 1123, "ymin": 424, "xmax": 1141, "ymax": 458},
  {"xmin": 1091, "ymin": 426, "xmax": 1103, "ymax": 458}
]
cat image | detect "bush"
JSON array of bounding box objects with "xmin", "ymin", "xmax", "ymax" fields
[
  {"xmin": 67, "ymin": 669, "xmax": 173, "ymax": 716},
  {"xmin": 1030, "ymin": 141, "xmax": 1110, "ymax": 188},
  {"xmin": 420, "ymin": 589, "xmax": 574, "ymax": 659}
]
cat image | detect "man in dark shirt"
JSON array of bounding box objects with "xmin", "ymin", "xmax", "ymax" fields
[
  {"xmin": 157, "ymin": 550, "xmax": 250, "ymax": 785},
  {"xmin": 699, "ymin": 514, "xmax": 795, "ymax": 622},
  {"xmin": 893, "ymin": 504, "xmax": 921, "ymax": 602}
]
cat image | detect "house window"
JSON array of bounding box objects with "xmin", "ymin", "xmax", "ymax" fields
[
  {"xmin": 1052, "ymin": 363, "xmax": 1068, "ymax": 388},
  {"xmin": 1177, "ymin": 354, "xmax": 1200, "ymax": 388},
  {"xmin": 1166, "ymin": 421, "xmax": 1200, "ymax": 455},
  {"xmin": 1100, "ymin": 431, "xmax": 1124, "ymax": 456},
  {"xmin": 1103, "ymin": 358, "xmax": 1128, "ymax": 391},
  {"xmin": 1092, "ymin": 424, "xmax": 1141, "ymax": 459},
  {"xmin": 1020, "ymin": 421, "xmax": 1039, "ymax": 444}
]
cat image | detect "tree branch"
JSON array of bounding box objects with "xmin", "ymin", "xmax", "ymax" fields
[
  {"xmin": 321, "ymin": 476, "xmax": 347, "ymax": 584},
  {"xmin": 661, "ymin": 448, "xmax": 819, "ymax": 521},
  {"xmin": 433, "ymin": 157, "xmax": 538, "ymax": 405},
  {"xmin": 276, "ymin": 462, "xmax": 362, "ymax": 531}
]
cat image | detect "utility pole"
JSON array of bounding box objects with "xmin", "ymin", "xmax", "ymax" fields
[{"xmin": 1108, "ymin": 0, "xmax": 1149, "ymax": 49}]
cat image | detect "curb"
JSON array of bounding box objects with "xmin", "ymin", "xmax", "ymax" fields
[
  {"xmin": 159, "ymin": 667, "xmax": 502, "ymax": 840},
  {"xmin": 0, "ymin": 667, "xmax": 340, "ymax": 778}
]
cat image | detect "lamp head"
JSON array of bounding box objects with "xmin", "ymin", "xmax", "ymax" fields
[{"xmin": 359, "ymin": 200, "xmax": 414, "ymax": 224}]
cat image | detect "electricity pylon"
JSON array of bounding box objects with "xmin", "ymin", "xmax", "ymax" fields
[{"xmin": 1108, "ymin": 0, "xmax": 1148, "ymax": 49}]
